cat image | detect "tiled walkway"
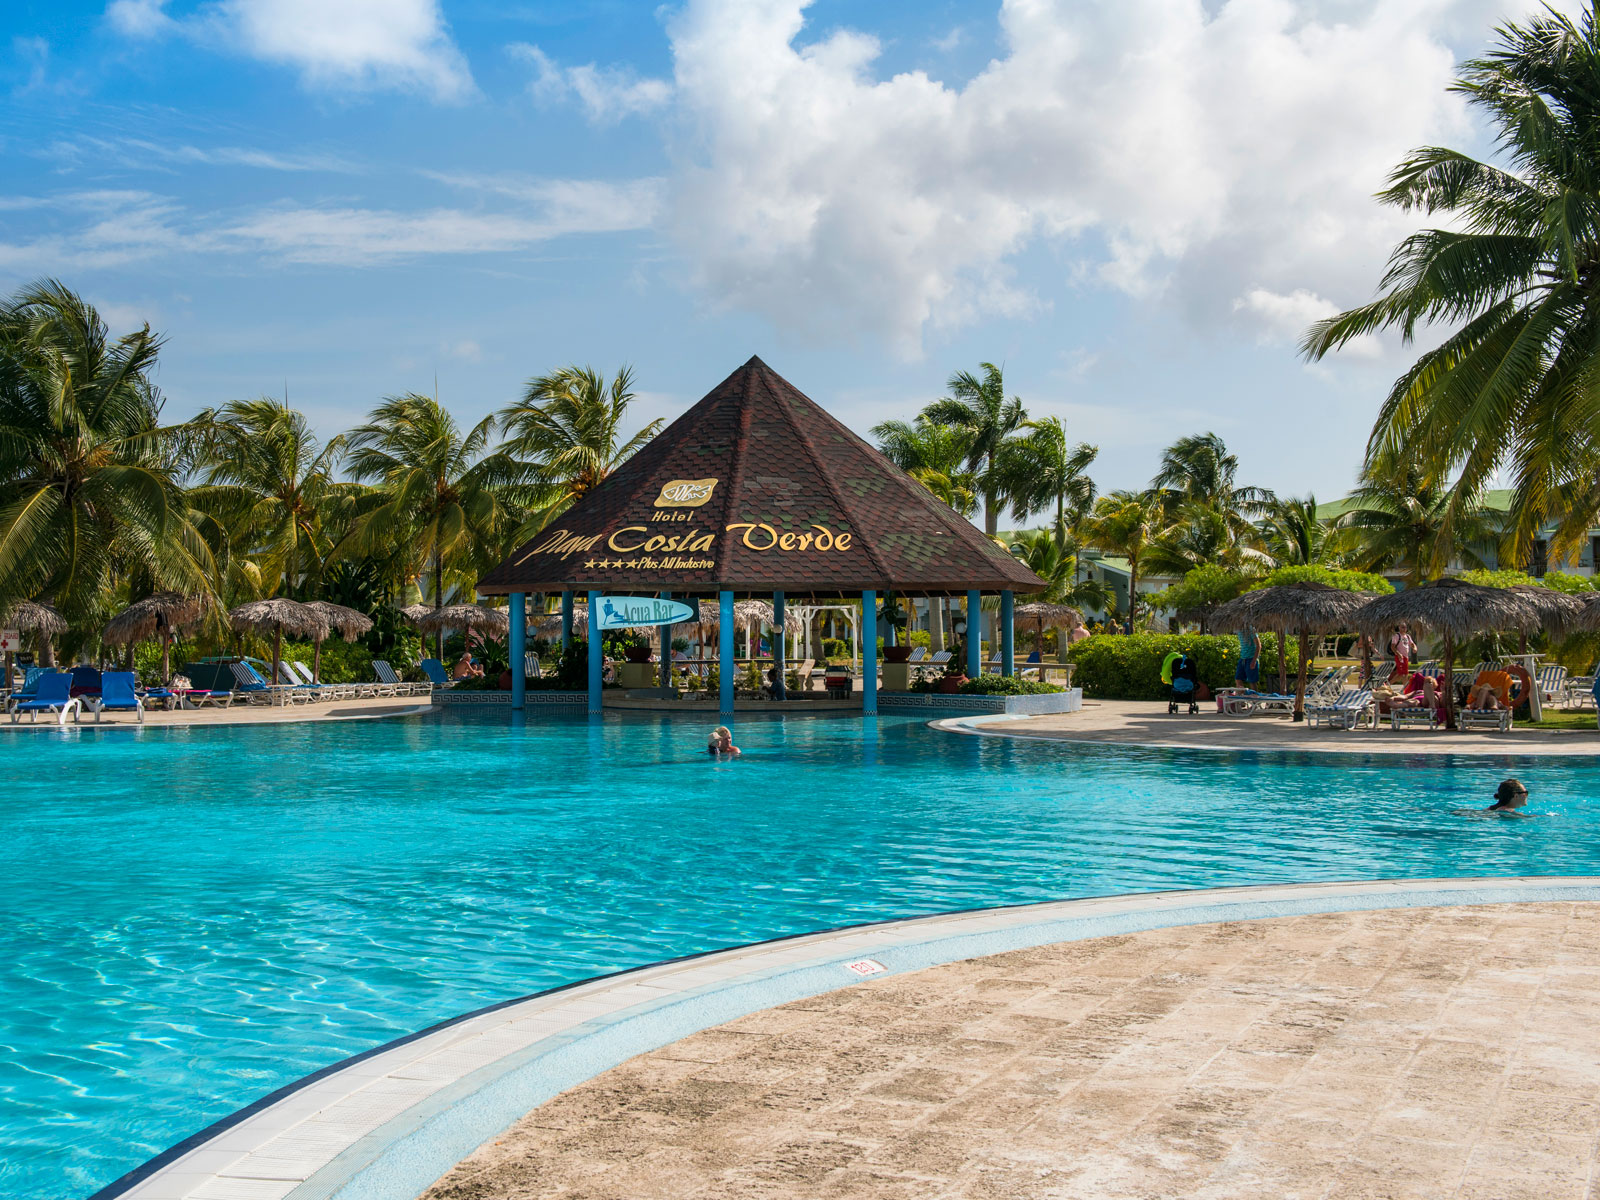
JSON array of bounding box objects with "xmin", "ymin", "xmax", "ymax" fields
[
  {"xmin": 978, "ymin": 698, "xmax": 1600, "ymax": 756},
  {"xmin": 423, "ymin": 904, "xmax": 1600, "ymax": 1200}
]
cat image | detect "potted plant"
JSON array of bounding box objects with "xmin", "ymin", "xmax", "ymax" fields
[
  {"xmin": 880, "ymin": 592, "xmax": 913, "ymax": 661},
  {"xmin": 937, "ymin": 659, "xmax": 968, "ymax": 693},
  {"xmin": 476, "ymin": 634, "xmax": 512, "ymax": 690}
]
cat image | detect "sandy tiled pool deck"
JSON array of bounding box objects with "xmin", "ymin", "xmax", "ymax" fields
[
  {"xmin": 0, "ymin": 694, "xmax": 429, "ymax": 730},
  {"xmin": 961, "ymin": 698, "xmax": 1600, "ymax": 756},
  {"xmin": 424, "ymin": 903, "xmax": 1600, "ymax": 1200}
]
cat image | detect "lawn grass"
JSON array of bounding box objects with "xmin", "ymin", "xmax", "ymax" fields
[{"xmin": 1514, "ymin": 710, "xmax": 1598, "ymax": 732}]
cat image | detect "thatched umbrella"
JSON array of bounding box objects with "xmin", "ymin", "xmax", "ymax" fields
[
  {"xmin": 1015, "ymin": 602, "xmax": 1084, "ymax": 655},
  {"xmin": 1507, "ymin": 585, "xmax": 1586, "ymax": 644},
  {"xmin": 399, "ymin": 603, "xmax": 432, "ymax": 622},
  {"xmin": 535, "ymin": 602, "xmax": 587, "ymax": 638},
  {"xmin": 228, "ymin": 599, "xmax": 329, "ymax": 688},
  {"xmin": 1212, "ymin": 589, "xmax": 1289, "ymax": 693},
  {"xmin": 1218, "ymin": 584, "xmax": 1372, "ymax": 721},
  {"xmin": 102, "ymin": 592, "xmax": 211, "ymax": 682},
  {"xmin": 304, "ymin": 601, "xmax": 373, "ymax": 683},
  {"xmin": 1, "ymin": 599, "xmax": 68, "ymax": 672},
  {"xmin": 409, "ymin": 605, "xmax": 510, "ymax": 657},
  {"xmin": 1356, "ymin": 578, "xmax": 1541, "ymax": 729}
]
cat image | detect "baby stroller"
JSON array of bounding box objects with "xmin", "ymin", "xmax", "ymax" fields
[{"xmin": 1168, "ymin": 652, "xmax": 1200, "ymax": 715}]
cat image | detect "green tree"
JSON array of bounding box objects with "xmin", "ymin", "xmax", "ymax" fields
[
  {"xmin": 345, "ymin": 393, "xmax": 519, "ymax": 657},
  {"xmin": 499, "ymin": 365, "xmax": 662, "ymax": 510},
  {"xmin": 996, "ymin": 416, "xmax": 1097, "ymax": 547},
  {"xmin": 1261, "ymin": 495, "xmax": 1334, "ymax": 567},
  {"xmin": 1007, "ymin": 528, "xmax": 1114, "ymax": 612},
  {"xmin": 1146, "ymin": 563, "xmax": 1248, "ymax": 633},
  {"xmin": 922, "ymin": 362, "xmax": 1026, "ymax": 536},
  {"xmin": 1304, "ymin": 5, "xmax": 1600, "ymax": 563},
  {"xmin": 187, "ymin": 398, "xmax": 350, "ymax": 598},
  {"xmin": 1082, "ymin": 491, "xmax": 1164, "ymax": 629},
  {"xmin": 1334, "ymin": 466, "xmax": 1500, "ymax": 584},
  {"xmin": 872, "ymin": 417, "xmax": 979, "ymax": 516},
  {"xmin": 0, "ymin": 280, "xmax": 211, "ymax": 660}
]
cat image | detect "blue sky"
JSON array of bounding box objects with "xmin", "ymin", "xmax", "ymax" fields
[{"xmin": 2, "ymin": 0, "xmax": 1577, "ymax": 502}]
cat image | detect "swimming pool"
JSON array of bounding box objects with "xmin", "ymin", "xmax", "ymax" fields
[{"xmin": 5, "ymin": 711, "xmax": 1597, "ymax": 1198}]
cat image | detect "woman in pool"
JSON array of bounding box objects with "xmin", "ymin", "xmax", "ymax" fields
[
  {"xmin": 1486, "ymin": 778, "xmax": 1528, "ymax": 813},
  {"xmin": 707, "ymin": 725, "xmax": 740, "ymax": 756}
]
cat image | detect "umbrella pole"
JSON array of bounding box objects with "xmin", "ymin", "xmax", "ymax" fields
[
  {"xmin": 161, "ymin": 633, "xmax": 171, "ymax": 684},
  {"xmin": 273, "ymin": 626, "xmax": 283, "ymax": 704},
  {"xmin": 313, "ymin": 637, "xmax": 322, "ymax": 684},
  {"xmin": 1442, "ymin": 632, "xmax": 1456, "ymax": 731},
  {"xmin": 1293, "ymin": 629, "xmax": 1309, "ymax": 722},
  {"xmin": 1277, "ymin": 631, "xmax": 1288, "ymax": 697}
]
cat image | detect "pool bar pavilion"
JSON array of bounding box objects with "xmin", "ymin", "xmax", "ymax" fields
[{"xmin": 477, "ymin": 357, "xmax": 1045, "ymax": 715}]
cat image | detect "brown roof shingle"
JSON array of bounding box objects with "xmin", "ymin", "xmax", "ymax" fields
[{"xmin": 477, "ymin": 357, "xmax": 1044, "ymax": 596}]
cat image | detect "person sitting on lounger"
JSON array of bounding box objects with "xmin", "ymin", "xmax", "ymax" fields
[
  {"xmin": 1402, "ymin": 672, "xmax": 1442, "ymax": 709},
  {"xmin": 1467, "ymin": 680, "xmax": 1505, "ymax": 710},
  {"xmin": 451, "ymin": 652, "xmax": 483, "ymax": 680},
  {"xmin": 707, "ymin": 725, "xmax": 740, "ymax": 756},
  {"xmin": 1486, "ymin": 778, "xmax": 1528, "ymax": 813}
]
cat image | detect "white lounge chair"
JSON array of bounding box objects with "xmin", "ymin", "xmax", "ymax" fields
[
  {"xmin": 1222, "ymin": 690, "xmax": 1296, "ymax": 715},
  {"xmin": 1390, "ymin": 703, "xmax": 1440, "ymax": 731},
  {"xmin": 1306, "ymin": 688, "xmax": 1375, "ymax": 730},
  {"xmin": 1459, "ymin": 706, "xmax": 1512, "ymax": 732},
  {"xmin": 908, "ymin": 647, "xmax": 927, "ymax": 663},
  {"xmin": 1535, "ymin": 664, "xmax": 1568, "ymax": 706}
]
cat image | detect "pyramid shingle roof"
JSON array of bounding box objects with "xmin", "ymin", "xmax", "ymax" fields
[{"xmin": 478, "ymin": 357, "xmax": 1044, "ymax": 596}]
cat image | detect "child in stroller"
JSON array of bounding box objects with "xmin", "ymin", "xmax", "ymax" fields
[{"xmin": 1168, "ymin": 650, "xmax": 1200, "ymax": 715}]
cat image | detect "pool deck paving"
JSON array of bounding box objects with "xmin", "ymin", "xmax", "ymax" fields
[
  {"xmin": 0, "ymin": 693, "xmax": 430, "ymax": 730},
  {"xmin": 971, "ymin": 698, "xmax": 1600, "ymax": 757},
  {"xmin": 423, "ymin": 902, "xmax": 1600, "ymax": 1200}
]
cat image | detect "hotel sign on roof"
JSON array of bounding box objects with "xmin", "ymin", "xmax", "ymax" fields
[{"xmin": 477, "ymin": 357, "xmax": 1044, "ymax": 597}]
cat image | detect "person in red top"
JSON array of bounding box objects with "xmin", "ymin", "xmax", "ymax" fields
[{"xmin": 708, "ymin": 725, "xmax": 740, "ymax": 756}]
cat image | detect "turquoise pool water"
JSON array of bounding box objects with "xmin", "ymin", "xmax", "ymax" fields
[{"xmin": 3, "ymin": 711, "xmax": 1597, "ymax": 1198}]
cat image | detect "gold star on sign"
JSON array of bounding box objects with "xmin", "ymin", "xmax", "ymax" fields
[
  {"xmin": 627, "ymin": 559, "xmax": 640, "ymax": 568},
  {"xmin": 584, "ymin": 558, "xmax": 596, "ymax": 568}
]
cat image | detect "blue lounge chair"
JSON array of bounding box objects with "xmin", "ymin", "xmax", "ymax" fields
[
  {"xmin": 91, "ymin": 671, "xmax": 144, "ymax": 723},
  {"xmin": 228, "ymin": 660, "xmax": 290, "ymax": 705},
  {"xmin": 418, "ymin": 658, "xmax": 453, "ymax": 688},
  {"xmin": 10, "ymin": 672, "xmax": 80, "ymax": 724},
  {"xmin": 68, "ymin": 665, "xmax": 102, "ymax": 700},
  {"xmin": 5, "ymin": 666, "xmax": 48, "ymax": 712},
  {"xmin": 1306, "ymin": 688, "xmax": 1375, "ymax": 730},
  {"xmin": 371, "ymin": 660, "xmax": 415, "ymax": 696}
]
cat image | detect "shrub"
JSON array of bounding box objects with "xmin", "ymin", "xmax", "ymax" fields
[
  {"xmin": 958, "ymin": 675, "xmax": 1064, "ymax": 695},
  {"xmin": 281, "ymin": 638, "xmax": 376, "ymax": 684},
  {"xmin": 1063, "ymin": 632, "xmax": 1292, "ymax": 700},
  {"xmin": 822, "ymin": 637, "xmax": 851, "ymax": 660},
  {"xmin": 1249, "ymin": 564, "xmax": 1394, "ymax": 594}
]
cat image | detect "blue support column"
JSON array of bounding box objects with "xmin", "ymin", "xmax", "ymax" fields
[
  {"xmin": 509, "ymin": 592, "xmax": 526, "ymax": 709},
  {"xmin": 862, "ymin": 589, "xmax": 878, "ymax": 714},
  {"xmin": 561, "ymin": 590, "xmax": 574, "ymax": 652},
  {"xmin": 718, "ymin": 590, "xmax": 735, "ymax": 717},
  {"xmin": 659, "ymin": 591, "xmax": 673, "ymax": 690},
  {"xmin": 1001, "ymin": 589, "xmax": 1015, "ymax": 678},
  {"xmin": 772, "ymin": 591, "xmax": 786, "ymax": 702},
  {"xmin": 586, "ymin": 590, "xmax": 602, "ymax": 714},
  {"xmin": 966, "ymin": 589, "xmax": 981, "ymax": 678}
]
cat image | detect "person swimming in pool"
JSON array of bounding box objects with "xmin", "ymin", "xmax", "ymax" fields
[
  {"xmin": 707, "ymin": 725, "xmax": 740, "ymax": 757},
  {"xmin": 1486, "ymin": 778, "xmax": 1528, "ymax": 814}
]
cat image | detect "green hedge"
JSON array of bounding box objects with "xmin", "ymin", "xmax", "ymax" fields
[
  {"xmin": 1063, "ymin": 632, "xmax": 1292, "ymax": 700},
  {"xmin": 958, "ymin": 675, "xmax": 1063, "ymax": 695}
]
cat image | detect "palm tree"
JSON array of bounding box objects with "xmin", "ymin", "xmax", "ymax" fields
[
  {"xmin": 872, "ymin": 417, "xmax": 979, "ymax": 516},
  {"xmin": 187, "ymin": 398, "xmax": 349, "ymax": 597},
  {"xmin": 1145, "ymin": 503, "xmax": 1271, "ymax": 576},
  {"xmin": 1260, "ymin": 495, "xmax": 1335, "ymax": 568},
  {"xmin": 345, "ymin": 394, "xmax": 519, "ymax": 657},
  {"xmin": 499, "ymin": 366, "xmax": 662, "ymax": 509},
  {"xmin": 0, "ymin": 281, "xmax": 211, "ymax": 660},
  {"xmin": 1082, "ymin": 491, "xmax": 1164, "ymax": 629},
  {"xmin": 997, "ymin": 417, "xmax": 1098, "ymax": 547},
  {"xmin": 1335, "ymin": 466, "xmax": 1500, "ymax": 584},
  {"xmin": 1304, "ymin": 5, "xmax": 1600, "ymax": 563},
  {"xmin": 1008, "ymin": 528, "xmax": 1114, "ymax": 612},
  {"xmin": 921, "ymin": 362, "xmax": 1026, "ymax": 536},
  {"xmin": 1150, "ymin": 432, "xmax": 1273, "ymax": 535}
]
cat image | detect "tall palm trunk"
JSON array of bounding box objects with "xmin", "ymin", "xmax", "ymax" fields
[
  {"xmin": 433, "ymin": 550, "xmax": 445, "ymax": 661},
  {"xmin": 930, "ymin": 597, "xmax": 945, "ymax": 654}
]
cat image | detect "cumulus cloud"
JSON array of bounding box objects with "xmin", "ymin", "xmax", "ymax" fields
[
  {"xmin": 1234, "ymin": 287, "xmax": 1381, "ymax": 358},
  {"xmin": 658, "ymin": 0, "xmax": 1563, "ymax": 356},
  {"xmin": 105, "ymin": 0, "xmax": 473, "ymax": 100},
  {"xmin": 511, "ymin": 43, "xmax": 671, "ymax": 123}
]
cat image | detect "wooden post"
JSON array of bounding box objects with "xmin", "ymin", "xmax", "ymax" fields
[{"xmin": 1293, "ymin": 629, "xmax": 1310, "ymax": 721}]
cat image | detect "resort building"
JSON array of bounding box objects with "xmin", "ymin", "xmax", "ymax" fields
[{"xmin": 477, "ymin": 357, "xmax": 1044, "ymax": 715}]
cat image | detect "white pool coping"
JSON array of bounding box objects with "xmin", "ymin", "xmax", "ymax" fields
[{"xmin": 92, "ymin": 876, "xmax": 1600, "ymax": 1200}]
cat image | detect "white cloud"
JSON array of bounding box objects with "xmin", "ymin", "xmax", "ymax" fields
[
  {"xmin": 105, "ymin": 0, "xmax": 473, "ymax": 100},
  {"xmin": 1234, "ymin": 287, "xmax": 1381, "ymax": 358},
  {"xmin": 0, "ymin": 181, "xmax": 657, "ymax": 271},
  {"xmin": 511, "ymin": 42, "xmax": 671, "ymax": 123},
  {"xmin": 659, "ymin": 0, "xmax": 1567, "ymax": 357}
]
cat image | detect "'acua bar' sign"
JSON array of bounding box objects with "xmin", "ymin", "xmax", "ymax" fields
[{"xmin": 595, "ymin": 596, "xmax": 696, "ymax": 629}]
